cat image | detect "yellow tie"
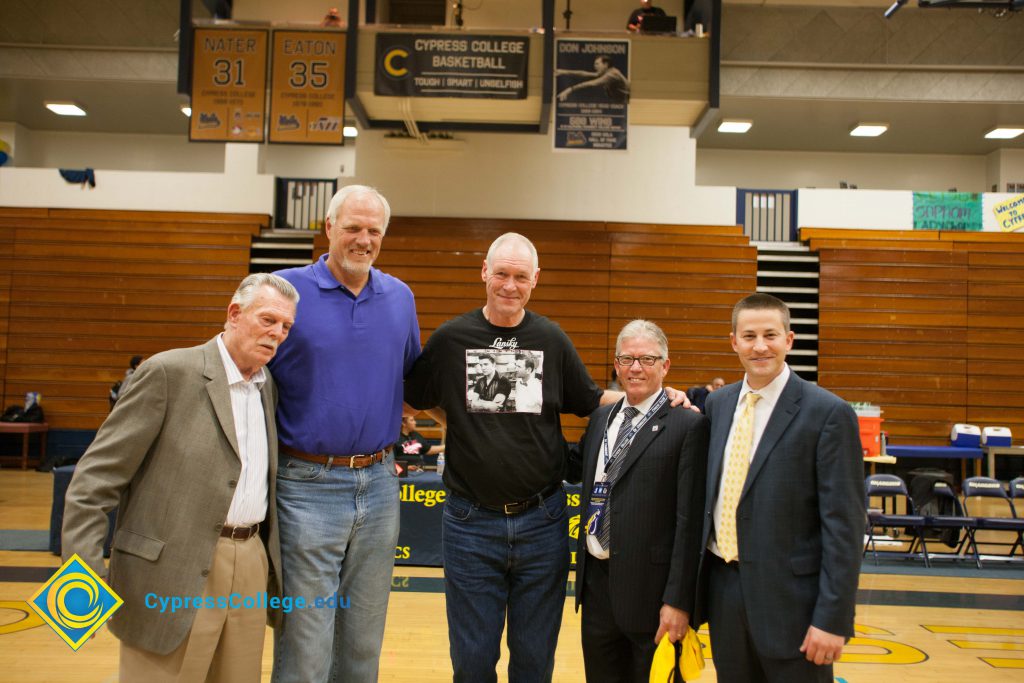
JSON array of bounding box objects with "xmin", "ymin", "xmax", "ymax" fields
[{"xmin": 718, "ymin": 392, "xmax": 761, "ymax": 563}]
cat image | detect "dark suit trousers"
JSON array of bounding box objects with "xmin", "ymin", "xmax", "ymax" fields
[
  {"xmin": 707, "ymin": 553, "xmax": 832, "ymax": 683},
  {"xmin": 581, "ymin": 557, "xmax": 657, "ymax": 683}
]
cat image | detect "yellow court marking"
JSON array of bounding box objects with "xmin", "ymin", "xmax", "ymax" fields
[
  {"xmin": 924, "ymin": 625, "xmax": 1024, "ymax": 636},
  {"xmin": 982, "ymin": 658, "xmax": 1024, "ymax": 669},
  {"xmin": 951, "ymin": 640, "xmax": 1024, "ymax": 651},
  {"xmin": 0, "ymin": 600, "xmax": 45, "ymax": 635}
]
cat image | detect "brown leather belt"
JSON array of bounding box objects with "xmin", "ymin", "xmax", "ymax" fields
[
  {"xmin": 221, "ymin": 523, "xmax": 259, "ymax": 540},
  {"xmin": 281, "ymin": 443, "xmax": 388, "ymax": 469},
  {"xmin": 479, "ymin": 483, "xmax": 562, "ymax": 515}
]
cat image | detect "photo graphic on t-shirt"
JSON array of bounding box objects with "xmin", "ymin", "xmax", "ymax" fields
[{"xmin": 466, "ymin": 349, "xmax": 544, "ymax": 414}]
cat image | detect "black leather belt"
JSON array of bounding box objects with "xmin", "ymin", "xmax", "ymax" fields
[
  {"xmin": 281, "ymin": 443, "xmax": 388, "ymax": 469},
  {"xmin": 479, "ymin": 483, "xmax": 561, "ymax": 515},
  {"xmin": 221, "ymin": 523, "xmax": 259, "ymax": 540}
]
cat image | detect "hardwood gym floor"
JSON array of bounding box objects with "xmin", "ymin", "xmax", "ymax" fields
[{"xmin": 1, "ymin": 469, "xmax": 1022, "ymax": 682}]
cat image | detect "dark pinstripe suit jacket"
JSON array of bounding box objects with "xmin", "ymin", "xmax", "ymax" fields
[{"xmin": 571, "ymin": 398, "xmax": 708, "ymax": 634}]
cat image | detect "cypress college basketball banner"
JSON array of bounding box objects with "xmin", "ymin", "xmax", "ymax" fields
[{"xmin": 375, "ymin": 33, "xmax": 529, "ymax": 99}]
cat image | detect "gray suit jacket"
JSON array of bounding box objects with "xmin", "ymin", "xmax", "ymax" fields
[
  {"xmin": 694, "ymin": 372, "xmax": 864, "ymax": 659},
  {"xmin": 62, "ymin": 337, "xmax": 282, "ymax": 655}
]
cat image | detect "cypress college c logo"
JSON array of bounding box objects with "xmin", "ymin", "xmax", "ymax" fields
[{"xmin": 28, "ymin": 554, "xmax": 123, "ymax": 651}]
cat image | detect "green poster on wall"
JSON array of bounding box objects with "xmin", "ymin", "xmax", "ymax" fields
[{"xmin": 913, "ymin": 192, "xmax": 982, "ymax": 231}]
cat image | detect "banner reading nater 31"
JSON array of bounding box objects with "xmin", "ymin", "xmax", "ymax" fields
[
  {"xmin": 554, "ymin": 39, "xmax": 629, "ymax": 150},
  {"xmin": 190, "ymin": 28, "xmax": 268, "ymax": 142}
]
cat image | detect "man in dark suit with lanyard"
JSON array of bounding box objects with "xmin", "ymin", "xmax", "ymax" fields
[
  {"xmin": 695, "ymin": 293, "xmax": 864, "ymax": 682},
  {"xmin": 572, "ymin": 319, "xmax": 708, "ymax": 682}
]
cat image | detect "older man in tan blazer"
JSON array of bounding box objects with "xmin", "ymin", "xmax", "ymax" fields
[{"xmin": 62, "ymin": 273, "xmax": 298, "ymax": 682}]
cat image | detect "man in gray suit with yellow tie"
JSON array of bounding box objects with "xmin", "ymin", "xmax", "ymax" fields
[
  {"xmin": 62, "ymin": 273, "xmax": 298, "ymax": 682},
  {"xmin": 695, "ymin": 293, "xmax": 864, "ymax": 682}
]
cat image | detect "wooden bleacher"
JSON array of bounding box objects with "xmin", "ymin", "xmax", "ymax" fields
[
  {"xmin": 804, "ymin": 227, "xmax": 1024, "ymax": 448},
  {"xmin": 0, "ymin": 208, "xmax": 267, "ymax": 431}
]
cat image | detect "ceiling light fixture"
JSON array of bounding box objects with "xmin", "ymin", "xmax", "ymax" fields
[
  {"xmin": 718, "ymin": 120, "xmax": 752, "ymax": 134},
  {"xmin": 985, "ymin": 127, "xmax": 1024, "ymax": 140},
  {"xmin": 850, "ymin": 123, "xmax": 888, "ymax": 137},
  {"xmin": 45, "ymin": 102, "xmax": 87, "ymax": 117},
  {"xmin": 343, "ymin": 126, "xmax": 358, "ymax": 138},
  {"xmin": 180, "ymin": 105, "xmax": 192, "ymax": 117}
]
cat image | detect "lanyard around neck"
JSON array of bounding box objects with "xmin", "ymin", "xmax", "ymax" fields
[{"xmin": 601, "ymin": 390, "xmax": 667, "ymax": 467}]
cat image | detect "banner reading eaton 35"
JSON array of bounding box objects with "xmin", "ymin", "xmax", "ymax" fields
[
  {"xmin": 269, "ymin": 30, "xmax": 346, "ymax": 144},
  {"xmin": 375, "ymin": 33, "xmax": 528, "ymax": 99},
  {"xmin": 554, "ymin": 39, "xmax": 630, "ymax": 150}
]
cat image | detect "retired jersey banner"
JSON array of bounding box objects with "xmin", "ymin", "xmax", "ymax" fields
[
  {"xmin": 269, "ymin": 30, "xmax": 346, "ymax": 144},
  {"xmin": 190, "ymin": 28, "xmax": 268, "ymax": 142},
  {"xmin": 374, "ymin": 33, "xmax": 529, "ymax": 99},
  {"xmin": 554, "ymin": 39, "xmax": 630, "ymax": 150}
]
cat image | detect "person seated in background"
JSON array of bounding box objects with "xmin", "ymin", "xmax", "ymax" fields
[
  {"xmin": 686, "ymin": 377, "xmax": 725, "ymax": 413},
  {"xmin": 396, "ymin": 410, "xmax": 443, "ymax": 471},
  {"xmin": 627, "ymin": 0, "xmax": 666, "ymax": 32}
]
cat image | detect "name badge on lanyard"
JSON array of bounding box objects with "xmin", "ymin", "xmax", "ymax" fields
[{"xmin": 587, "ymin": 481, "xmax": 609, "ymax": 537}]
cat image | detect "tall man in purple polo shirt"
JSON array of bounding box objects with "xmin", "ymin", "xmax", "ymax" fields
[{"xmin": 268, "ymin": 185, "xmax": 420, "ymax": 683}]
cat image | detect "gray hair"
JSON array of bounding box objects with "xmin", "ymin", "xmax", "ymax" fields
[
  {"xmin": 486, "ymin": 232, "xmax": 538, "ymax": 272},
  {"xmin": 615, "ymin": 319, "xmax": 669, "ymax": 359},
  {"xmin": 325, "ymin": 184, "xmax": 391, "ymax": 231},
  {"xmin": 230, "ymin": 273, "xmax": 300, "ymax": 310}
]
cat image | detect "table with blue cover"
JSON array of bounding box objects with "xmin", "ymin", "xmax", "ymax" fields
[
  {"xmin": 884, "ymin": 445, "xmax": 984, "ymax": 482},
  {"xmin": 396, "ymin": 472, "xmax": 583, "ymax": 567}
]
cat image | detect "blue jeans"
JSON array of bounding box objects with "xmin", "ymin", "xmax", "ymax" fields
[
  {"xmin": 442, "ymin": 487, "xmax": 570, "ymax": 683},
  {"xmin": 271, "ymin": 452, "xmax": 400, "ymax": 683}
]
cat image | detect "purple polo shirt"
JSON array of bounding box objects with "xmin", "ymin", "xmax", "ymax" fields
[{"xmin": 270, "ymin": 255, "xmax": 420, "ymax": 455}]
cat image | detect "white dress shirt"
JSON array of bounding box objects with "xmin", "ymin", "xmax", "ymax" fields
[
  {"xmin": 216, "ymin": 334, "xmax": 269, "ymax": 526},
  {"xmin": 711, "ymin": 364, "xmax": 791, "ymax": 558},
  {"xmin": 587, "ymin": 389, "xmax": 662, "ymax": 560}
]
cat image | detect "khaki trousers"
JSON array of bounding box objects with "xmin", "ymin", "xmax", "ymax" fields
[{"xmin": 120, "ymin": 534, "xmax": 269, "ymax": 683}]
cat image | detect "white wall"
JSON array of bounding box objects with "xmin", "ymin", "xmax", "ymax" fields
[
  {"xmin": 697, "ymin": 148, "xmax": 989, "ymax": 193},
  {"xmin": 987, "ymin": 149, "xmax": 1024, "ymax": 192},
  {"xmin": 798, "ymin": 189, "xmax": 1021, "ymax": 231},
  {"xmin": 260, "ymin": 142, "xmax": 356, "ymax": 179},
  {"xmin": 11, "ymin": 129, "xmax": 225, "ymax": 173},
  {"xmin": 0, "ymin": 165, "xmax": 274, "ymax": 215},
  {"xmin": 347, "ymin": 125, "xmax": 736, "ymax": 224}
]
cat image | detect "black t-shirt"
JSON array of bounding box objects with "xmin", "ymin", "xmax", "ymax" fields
[
  {"xmin": 396, "ymin": 430, "xmax": 430, "ymax": 465},
  {"xmin": 404, "ymin": 308, "xmax": 603, "ymax": 506},
  {"xmin": 627, "ymin": 5, "xmax": 666, "ymax": 29}
]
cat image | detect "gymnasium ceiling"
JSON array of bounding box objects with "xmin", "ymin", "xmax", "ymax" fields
[{"xmin": 0, "ymin": 0, "xmax": 1022, "ymax": 155}]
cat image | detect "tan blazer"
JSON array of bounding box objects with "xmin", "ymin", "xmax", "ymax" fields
[{"xmin": 62, "ymin": 337, "xmax": 283, "ymax": 655}]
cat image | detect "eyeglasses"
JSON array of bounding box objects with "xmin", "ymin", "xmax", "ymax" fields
[{"xmin": 614, "ymin": 355, "xmax": 663, "ymax": 367}]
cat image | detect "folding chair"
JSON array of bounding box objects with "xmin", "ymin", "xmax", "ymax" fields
[
  {"xmin": 918, "ymin": 480, "xmax": 980, "ymax": 568},
  {"xmin": 1010, "ymin": 477, "xmax": 1024, "ymax": 503},
  {"xmin": 961, "ymin": 476, "xmax": 1024, "ymax": 565},
  {"xmin": 864, "ymin": 474, "xmax": 930, "ymax": 567}
]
